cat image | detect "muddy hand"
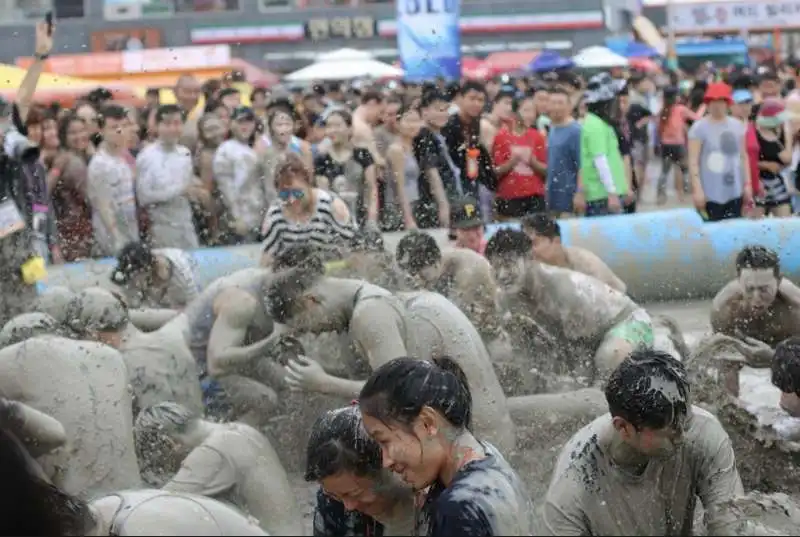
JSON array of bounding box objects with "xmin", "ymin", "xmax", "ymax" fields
[{"xmin": 284, "ymin": 355, "xmax": 328, "ymax": 393}]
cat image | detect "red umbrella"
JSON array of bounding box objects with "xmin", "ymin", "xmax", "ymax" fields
[
  {"xmin": 629, "ymin": 57, "xmax": 660, "ymax": 73},
  {"xmin": 483, "ymin": 51, "xmax": 540, "ymax": 76},
  {"xmin": 461, "ymin": 57, "xmax": 489, "ymax": 80}
]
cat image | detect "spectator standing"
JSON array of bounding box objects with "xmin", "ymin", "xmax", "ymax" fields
[
  {"xmin": 135, "ymin": 105, "xmax": 199, "ymax": 250},
  {"xmin": 385, "ymin": 103, "xmax": 423, "ymax": 230},
  {"xmin": 450, "ymin": 197, "xmax": 486, "ymax": 255},
  {"xmin": 492, "ymin": 93, "xmax": 548, "ymax": 219},
  {"xmin": 546, "ymin": 87, "xmax": 582, "ymax": 217},
  {"xmin": 730, "ymin": 89, "xmax": 761, "ymax": 217},
  {"xmin": 87, "ymin": 104, "xmax": 139, "ymax": 256},
  {"xmin": 754, "ymin": 98, "xmax": 793, "ymax": 217},
  {"xmin": 213, "ymin": 106, "xmax": 264, "ymax": 244},
  {"xmin": 656, "ymin": 86, "xmax": 697, "ymax": 205},
  {"xmin": 174, "ymin": 74, "xmax": 202, "ymax": 152},
  {"xmin": 688, "ymin": 83, "xmax": 752, "ymax": 221},
  {"xmin": 578, "ymin": 73, "xmax": 628, "ymax": 217}
]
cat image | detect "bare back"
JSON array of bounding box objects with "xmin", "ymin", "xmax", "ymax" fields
[
  {"xmin": 565, "ymin": 246, "xmax": 626, "ymax": 294},
  {"xmin": 0, "ymin": 336, "xmax": 140, "ymax": 497},
  {"xmin": 438, "ymin": 248, "xmax": 499, "ymax": 332}
]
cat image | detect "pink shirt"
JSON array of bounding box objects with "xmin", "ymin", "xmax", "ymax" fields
[{"xmin": 660, "ymin": 105, "xmax": 697, "ymax": 145}]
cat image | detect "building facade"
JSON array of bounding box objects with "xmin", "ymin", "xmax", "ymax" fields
[{"xmin": 0, "ymin": 0, "xmax": 622, "ymax": 69}]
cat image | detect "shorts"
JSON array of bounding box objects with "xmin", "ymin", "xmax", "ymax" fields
[
  {"xmin": 704, "ymin": 197, "xmax": 743, "ymax": 222},
  {"xmin": 495, "ymin": 195, "xmax": 546, "ymax": 218},
  {"xmin": 661, "ymin": 144, "xmax": 686, "ymax": 164},
  {"xmin": 607, "ymin": 309, "xmax": 654, "ymax": 348},
  {"xmin": 631, "ymin": 140, "xmax": 647, "ymax": 166}
]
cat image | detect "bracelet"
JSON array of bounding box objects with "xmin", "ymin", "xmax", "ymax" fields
[{"xmin": 34, "ymin": 53, "xmax": 49, "ymax": 61}]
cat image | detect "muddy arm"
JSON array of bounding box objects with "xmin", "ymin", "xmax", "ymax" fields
[
  {"xmin": 129, "ymin": 308, "xmax": 179, "ymax": 331},
  {"xmin": 2, "ymin": 400, "xmax": 67, "ymax": 458}
]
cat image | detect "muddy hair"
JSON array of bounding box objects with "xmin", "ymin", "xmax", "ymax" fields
[
  {"xmin": 605, "ymin": 349, "xmax": 690, "ymax": 431},
  {"xmin": 267, "ymin": 245, "xmax": 326, "ymax": 323},
  {"xmin": 305, "ymin": 406, "xmax": 382, "ymax": 482},
  {"xmin": 133, "ymin": 402, "xmax": 199, "ymax": 474},
  {"xmin": 275, "ymin": 152, "xmax": 312, "ymax": 186},
  {"xmin": 359, "ymin": 356, "xmax": 473, "ymax": 431},
  {"xmin": 0, "ymin": 427, "xmax": 92, "ymax": 536},
  {"xmin": 772, "ymin": 337, "xmax": 800, "ymax": 396},
  {"xmin": 484, "ymin": 229, "xmax": 533, "ymax": 260},
  {"xmin": 736, "ymin": 245, "xmax": 780, "ymax": 277},
  {"xmin": 395, "ymin": 231, "xmax": 441, "ymax": 275}
]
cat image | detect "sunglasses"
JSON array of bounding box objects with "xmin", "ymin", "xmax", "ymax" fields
[{"xmin": 278, "ymin": 189, "xmax": 305, "ymax": 201}]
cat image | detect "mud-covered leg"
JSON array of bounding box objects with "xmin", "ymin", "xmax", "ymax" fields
[{"xmin": 213, "ymin": 375, "xmax": 279, "ymax": 428}]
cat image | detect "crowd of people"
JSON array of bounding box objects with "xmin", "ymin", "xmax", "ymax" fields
[{"xmin": 5, "ymin": 19, "xmax": 800, "ymax": 537}]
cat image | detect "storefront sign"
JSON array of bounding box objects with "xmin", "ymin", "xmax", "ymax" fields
[
  {"xmin": 190, "ymin": 11, "xmax": 603, "ymax": 45},
  {"xmin": 670, "ymin": 1, "xmax": 800, "ymax": 33},
  {"xmin": 91, "ymin": 28, "xmax": 162, "ymax": 52},
  {"xmin": 17, "ymin": 45, "xmax": 232, "ymax": 76},
  {"xmin": 304, "ymin": 16, "xmax": 377, "ymax": 41}
]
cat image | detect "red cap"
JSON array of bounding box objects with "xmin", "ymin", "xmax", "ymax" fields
[{"xmin": 703, "ymin": 82, "xmax": 733, "ymax": 105}]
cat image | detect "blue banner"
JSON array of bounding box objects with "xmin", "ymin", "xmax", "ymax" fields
[{"xmin": 396, "ymin": 0, "xmax": 461, "ymax": 82}]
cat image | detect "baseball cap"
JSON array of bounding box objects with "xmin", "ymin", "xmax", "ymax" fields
[
  {"xmin": 732, "ymin": 89, "xmax": 754, "ymax": 104},
  {"xmin": 451, "ymin": 197, "xmax": 484, "ymax": 229},
  {"xmin": 231, "ymin": 105, "xmax": 256, "ymax": 122},
  {"xmin": 75, "ymin": 288, "xmax": 129, "ymax": 333},
  {"xmin": 703, "ymin": 82, "xmax": 733, "ymax": 105}
]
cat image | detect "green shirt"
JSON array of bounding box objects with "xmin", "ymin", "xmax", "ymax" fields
[{"xmin": 580, "ymin": 113, "xmax": 628, "ymax": 202}]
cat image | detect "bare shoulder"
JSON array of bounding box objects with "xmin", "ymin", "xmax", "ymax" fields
[{"xmin": 711, "ymin": 280, "xmax": 742, "ymax": 312}]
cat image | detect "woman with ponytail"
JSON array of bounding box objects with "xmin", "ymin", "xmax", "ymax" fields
[{"xmin": 359, "ymin": 356, "xmax": 534, "ymax": 536}]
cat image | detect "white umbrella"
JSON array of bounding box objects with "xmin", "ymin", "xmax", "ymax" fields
[
  {"xmin": 285, "ymin": 59, "xmax": 403, "ymax": 82},
  {"xmin": 572, "ymin": 46, "xmax": 629, "ymax": 69},
  {"xmin": 316, "ymin": 48, "xmax": 374, "ymax": 63}
]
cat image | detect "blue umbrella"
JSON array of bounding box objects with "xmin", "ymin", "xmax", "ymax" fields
[
  {"xmin": 624, "ymin": 41, "xmax": 660, "ymax": 58},
  {"xmin": 528, "ymin": 51, "xmax": 575, "ymax": 73}
]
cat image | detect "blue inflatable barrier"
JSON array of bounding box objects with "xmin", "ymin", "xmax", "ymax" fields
[{"xmin": 42, "ymin": 210, "xmax": 800, "ymax": 302}]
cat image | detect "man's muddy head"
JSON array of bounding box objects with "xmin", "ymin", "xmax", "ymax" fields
[
  {"xmin": 396, "ymin": 231, "xmax": 442, "ymax": 284},
  {"xmin": 521, "ymin": 214, "xmax": 563, "ymax": 264},
  {"xmin": 306, "ymin": 405, "xmax": 405, "ymax": 518},
  {"xmin": 267, "ymin": 245, "xmax": 327, "ymax": 328},
  {"xmin": 111, "ymin": 241, "xmax": 157, "ymax": 293},
  {"xmin": 606, "ymin": 349, "xmax": 691, "ymax": 459},
  {"xmin": 359, "ymin": 356, "xmax": 473, "ymax": 490},
  {"xmin": 0, "ymin": 313, "xmax": 59, "ymax": 347},
  {"xmin": 485, "ymin": 229, "xmax": 532, "ymax": 288},
  {"xmin": 349, "ymin": 227, "xmax": 385, "ymax": 255},
  {"xmin": 73, "ymin": 287, "xmax": 130, "ymax": 346},
  {"xmin": 772, "ymin": 337, "xmax": 800, "ymax": 417},
  {"xmin": 30, "ymin": 286, "xmax": 78, "ymax": 326},
  {"xmin": 736, "ymin": 245, "xmax": 780, "ymax": 311},
  {"xmin": 134, "ymin": 402, "xmax": 203, "ymax": 473}
]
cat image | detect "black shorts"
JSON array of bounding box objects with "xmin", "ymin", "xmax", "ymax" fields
[
  {"xmin": 495, "ymin": 195, "xmax": 546, "ymax": 219},
  {"xmin": 704, "ymin": 197, "xmax": 743, "ymax": 222},
  {"xmin": 661, "ymin": 144, "xmax": 686, "ymax": 165}
]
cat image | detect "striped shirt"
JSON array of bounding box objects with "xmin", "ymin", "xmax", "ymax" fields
[{"xmin": 261, "ymin": 189, "xmax": 356, "ymax": 259}]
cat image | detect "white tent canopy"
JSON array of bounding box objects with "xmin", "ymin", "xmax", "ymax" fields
[
  {"xmin": 285, "ymin": 48, "xmax": 403, "ymax": 81},
  {"xmin": 316, "ymin": 48, "xmax": 374, "ymax": 63},
  {"xmin": 572, "ymin": 46, "xmax": 629, "ymax": 69}
]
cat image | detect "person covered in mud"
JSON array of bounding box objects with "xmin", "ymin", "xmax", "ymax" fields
[
  {"xmin": 177, "ymin": 267, "xmax": 286, "ymax": 425},
  {"xmin": 306, "ymin": 405, "xmax": 416, "ymax": 537},
  {"xmin": 521, "ymin": 213, "xmax": 626, "ymax": 293},
  {"xmin": 272, "ymin": 244, "xmax": 517, "ymax": 453},
  {"xmin": 540, "ymin": 349, "xmax": 746, "ymax": 536},
  {"xmin": 711, "ymin": 245, "xmax": 800, "ymax": 346},
  {"xmin": 110, "ymin": 241, "xmax": 200, "ymax": 310},
  {"xmin": 134, "ymin": 401, "xmax": 302, "ymax": 535},
  {"xmin": 360, "ymin": 357, "xmax": 535, "ymax": 536},
  {"xmin": 72, "ymin": 287, "xmax": 203, "ymax": 417},
  {"xmin": 28, "ymin": 285, "xmax": 78, "ymax": 329},
  {"xmin": 324, "ymin": 227, "xmax": 413, "ymax": 291},
  {"xmin": 0, "ymin": 312, "xmax": 61, "ymax": 346},
  {"xmin": 0, "ymin": 397, "xmax": 66, "ymax": 463},
  {"xmin": 486, "ymin": 229, "xmax": 653, "ymax": 383},
  {"xmin": 771, "ymin": 336, "xmax": 800, "ymax": 419},
  {"xmin": 395, "ymin": 230, "xmax": 500, "ymax": 336},
  {"xmin": 0, "ymin": 331, "xmax": 141, "ymax": 497}
]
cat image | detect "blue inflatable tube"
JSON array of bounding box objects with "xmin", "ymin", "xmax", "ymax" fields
[{"xmin": 42, "ymin": 210, "xmax": 799, "ymax": 302}]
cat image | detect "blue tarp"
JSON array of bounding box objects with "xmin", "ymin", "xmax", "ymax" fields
[
  {"xmin": 605, "ymin": 39, "xmax": 661, "ymax": 58},
  {"xmin": 528, "ymin": 51, "xmax": 574, "ymax": 73},
  {"xmin": 675, "ymin": 39, "xmax": 748, "ymax": 57}
]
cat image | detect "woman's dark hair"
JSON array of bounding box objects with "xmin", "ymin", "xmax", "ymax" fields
[
  {"xmin": 688, "ymin": 80, "xmax": 708, "ymax": 111},
  {"xmin": 587, "ymin": 99, "xmax": 615, "ymax": 126},
  {"xmin": 97, "ymin": 104, "xmax": 127, "ymax": 128},
  {"xmin": 772, "ymin": 337, "xmax": 800, "ymax": 396},
  {"xmin": 266, "ymin": 245, "xmax": 325, "ymax": 323},
  {"xmin": 111, "ymin": 241, "xmax": 154, "ymax": 285},
  {"xmin": 204, "ymin": 99, "xmax": 225, "ymax": 115},
  {"xmin": 274, "ymin": 152, "xmax": 313, "ymax": 186},
  {"xmin": 396, "ymin": 101, "xmax": 420, "ymax": 121},
  {"xmin": 485, "ymin": 229, "xmax": 533, "ymax": 261},
  {"xmin": 396, "ymin": 231, "xmax": 441, "ymax": 274},
  {"xmin": 155, "ymin": 104, "xmax": 185, "ymax": 124},
  {"xmin": 604, "ymin": 349, "xmax": 690, "ymax": 430},
  {"xmin": 659, "ymin": 87, "xmax": 679, "ymax": 136},
  {"xmin": 305, "ymin": 406, "xmax": 382, "ymax": 482},
  {"xmin": 324, "ymin": 108, "xmax": 353, "ymax": 128},
  {"xmin": 359, "ymin": 356, "xmax": 473, "ymax": 431},
  {"xmin": 267, "ymin": 108, "xmax": 293, "ymax": 134},
  {"xmin": 420, "ymin": 89, "xmax": 448, "ymax": 109},
  {"xmin": 57, "ymin": 113, "xmax": 86, "ymax": 150},
  {"xmin": 0, "ymin": 427, "xmax": 91, "ymax": 535}
]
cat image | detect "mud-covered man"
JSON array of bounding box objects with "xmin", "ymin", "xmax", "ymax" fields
[{"xmin": 711, "ymin": 245, "xmax": 800, "ymax": 346}]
